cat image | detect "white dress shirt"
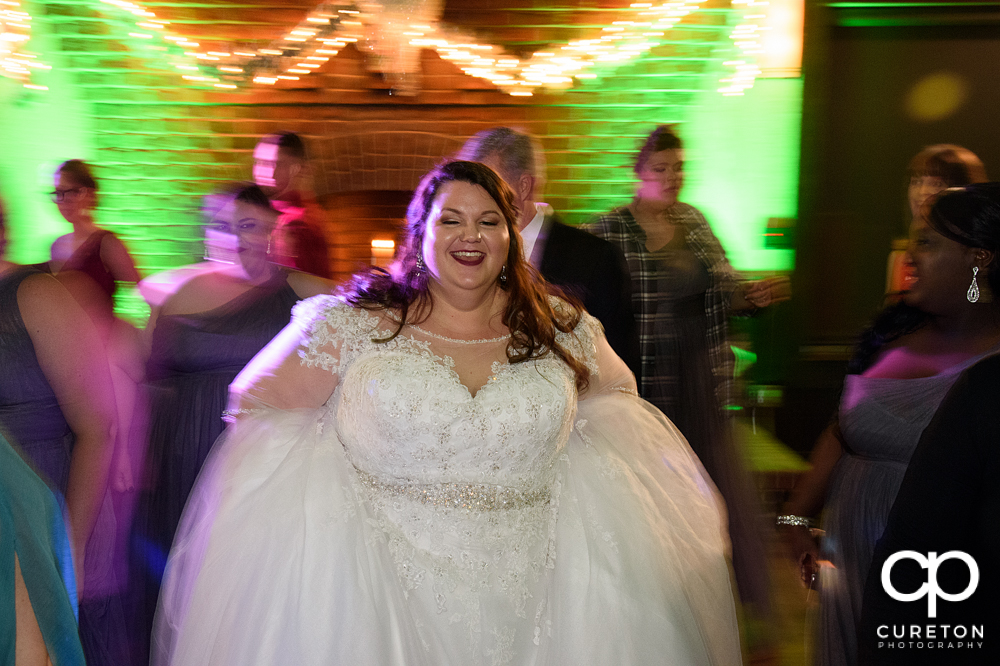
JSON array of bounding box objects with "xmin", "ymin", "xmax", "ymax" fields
[{"xmin": 519, "ymin": 202, "xmax": 551, "ymax": 266}]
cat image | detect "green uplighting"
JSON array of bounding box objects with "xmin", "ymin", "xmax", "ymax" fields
[
  {"xmin": 684, "ymin": 63, "xmax": 801, "ymax": 272},
  {"xmin": 2, "ymin": 0, "xmax": 800, "ymax": 310}
]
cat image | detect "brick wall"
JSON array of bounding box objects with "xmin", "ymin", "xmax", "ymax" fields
[{"xmin": 36, "ymin": 0, "xmax": 734, "ymax": 281}]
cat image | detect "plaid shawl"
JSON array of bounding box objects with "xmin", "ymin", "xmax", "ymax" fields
[{"xmin": 588, "ymin": 203, "xmax": 740, "ymax": 411}]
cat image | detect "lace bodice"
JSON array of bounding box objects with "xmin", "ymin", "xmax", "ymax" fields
[
  {"xmin": 286, "ymin": 296, "xmax": 604, "ymax": 652},
  {"xmin": 158, "ymin": 295, "xmax": 740, "ymax": 666},
  {"xmin": 293, "ymin": 295, "xmax": 599, "ymax": 490}
]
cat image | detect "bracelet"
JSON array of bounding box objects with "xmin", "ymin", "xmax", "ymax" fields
[{"xmin": 776, "ymin": 514, "xmax": 812, "ymax": 528}]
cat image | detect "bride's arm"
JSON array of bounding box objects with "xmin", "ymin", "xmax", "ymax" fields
[
  {"xmin": 228, "ymin": 299, "xmax": 344, "ymax": 414},
  {"xmin": 574, "ymin": 314, "xmax": 638, "ymax": 399}
]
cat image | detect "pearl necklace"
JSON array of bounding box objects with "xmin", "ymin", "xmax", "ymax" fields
[{"xmin": 407, "ymin": 323, "xmax": 509, "ymax": 345}]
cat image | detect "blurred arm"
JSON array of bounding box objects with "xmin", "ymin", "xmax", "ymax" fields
[
  {"xmin": 99, "ymin": 233, "xmax": 141, "ymax": 283},
  {"xmin": 18, "ymin": 273, "xmax": 116, "ymax": 583},
  {"xmin": 229, "ymin": 301, "xmax": 342, "ymax": 415},
  {"xmin": 778, "ymin": 422, "xmax": 844, "ymax": 585},
  {"xmin": 578, "ymin": 317, "xmax": 638, "ymax": 399}
]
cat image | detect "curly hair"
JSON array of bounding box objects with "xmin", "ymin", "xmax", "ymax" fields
[{"xmin": 341, "ymin": 160, "xmax": 590, "ymax": 391}]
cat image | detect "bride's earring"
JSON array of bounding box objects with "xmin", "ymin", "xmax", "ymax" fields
[
  {"xmin": 968, "ymin": 266, "xmax": 980, "ymax": 303},
  {"xmin": 499, "ymin": 265, "xmax": 507, "ymax": 286},
  {"xmin": 416, "ymin": 254, "xmax": 426, "ymax": 273}
]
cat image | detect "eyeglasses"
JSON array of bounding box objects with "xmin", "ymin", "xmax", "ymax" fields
[{"xmin": 50, "ymin": 187, "xmax": 85, "ymax": 203}]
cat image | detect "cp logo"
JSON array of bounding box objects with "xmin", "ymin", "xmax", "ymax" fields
[{"xmin": 882, "ymin": 551, "xmax": 979, "ymax": 618}]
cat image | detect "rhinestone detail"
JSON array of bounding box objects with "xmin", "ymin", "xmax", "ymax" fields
[
  {"xmin": 406, "ymin": 323, "xmax": 510, "ymax": 345},
  {"xmin": 356, "ymin": 469, "xmax": 550, "ymax": 511},
  {"xmin": 968, "ymin": 266, "xmax": 980, "ymax": 303}
]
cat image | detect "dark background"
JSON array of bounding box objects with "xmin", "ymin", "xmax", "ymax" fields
[{"xmin": 776, "ymin": 1, "xmax": 1000, "ymax": 453}]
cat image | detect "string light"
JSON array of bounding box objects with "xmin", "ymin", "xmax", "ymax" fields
[
  {"xmin": 718, "ymin": 0, "xmax": 767, "ymax": 96},
  {"xmin": 1, "ymin": 0, "xmax": 48, "ymax": 89},
  {"xmin": 93, "ymin": 0, "xmax": 753, "ymax": 96}
]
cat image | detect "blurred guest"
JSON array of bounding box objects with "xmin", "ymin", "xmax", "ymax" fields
[
  {"xmin": 589, "ymin": 125, "xmax": 787, "ymax": 642},
  {"xmin": 457, "ymin": 127, "xmax": 640, "ymax": 376},
  {"xmin": 253, "ymin": 131, "xmax": 332, "ymax": 278},
  {"xmin": 0, "ymin": 200, "xmax": 118, "ymax": 660},
  {"xmin": 859, "ymin": 352, "xmax": 1000, "ymax": 665},
  {"xmin": 48, "ymin": 159, "xmax": 146, "ymax": 664},
  {"xmin": 2, "ymin": 432, "xmax": 86, "ymax": 666},
  {"xmin": 129, "ymin": 184, "xmax": 330, "ymax": 664},
  {"xmin": 908, "ymin": 145, "xmax": 988, "ymax": 220},
  {"xmin": 780, "ymin": 183, "xmax": 1000, "ymax": 666},
  {"xmin": 886, "ymin": 145, "xmax": 987, "ymax": 295},
  {"xmin": 49, "ymin": 159, "xmax": 141, "ymax": 328}
]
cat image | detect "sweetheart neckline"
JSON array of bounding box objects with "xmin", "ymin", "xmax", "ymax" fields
[
  {"xmin": 358, "ymin": 318, "xmax": 514, "ymax": 399},
  {"xmin": 402, "ymin": 342, "xmax": 510, "ymax": 399}
]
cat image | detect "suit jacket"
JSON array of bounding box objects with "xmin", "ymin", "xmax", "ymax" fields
[{"xmin": 537, "ymin": 214, "xmax": 641, "ymax": 378}]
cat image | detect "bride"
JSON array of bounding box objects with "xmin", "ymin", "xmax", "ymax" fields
[{"xmin": 152, "ymin": 160, "xmax": 740, "ymax": 665}]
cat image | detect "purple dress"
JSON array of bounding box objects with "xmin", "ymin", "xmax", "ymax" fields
[
  {"xmin": 0, "ymin": 265, "xmax": 131, "ymax": 664},
  {"xmin": 819, "ymin": 347, "xmax": 1000, "ymax": 666},
  {"xmin": 0, "ymin": 266, "xmax": 74, "ymax": 499},
  {"xmin": 129, "ymin": 273, "xmax": 299, "ymax": 665}
]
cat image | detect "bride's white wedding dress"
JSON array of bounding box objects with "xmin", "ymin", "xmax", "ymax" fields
[{"xmin": 152, "ymin": 295, "xmax": 740, "ymax": 665}]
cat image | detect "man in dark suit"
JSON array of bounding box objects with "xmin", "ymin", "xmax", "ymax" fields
[{"xmin": 457, "ymin": 127, "xmax": 640, "ymax": 376}]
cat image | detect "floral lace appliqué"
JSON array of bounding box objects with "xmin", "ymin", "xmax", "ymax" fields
[{"xmin": 291, "ymin": 295, "xmax": 595, "ymax": 662}]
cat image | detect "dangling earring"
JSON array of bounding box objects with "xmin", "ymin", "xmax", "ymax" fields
[
  {"xmin": 499, "ymin": 265, "xmax": 508, "ymax": 286},
  {"xmin": 416, "ymin": 254, "xmax": 426, "ymax": 273},
  {"xmin": 265, "ymin": 232, "xmax": 273, "ymax": 258},
  {"xmin": 968, "ymin": 266, "xmax": 980, "ymax": 303}
]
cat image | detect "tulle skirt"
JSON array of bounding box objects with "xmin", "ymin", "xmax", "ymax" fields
[{"xmin": 153, "ymin": 393, "xmax": 741, "ymax": 665}]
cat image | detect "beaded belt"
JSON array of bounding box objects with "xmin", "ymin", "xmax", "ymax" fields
[{"xmin": 355, "ymin": 469, "xmax": 550, "ymax": 511}]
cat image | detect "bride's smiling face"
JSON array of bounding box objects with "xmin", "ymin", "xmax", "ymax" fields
[{"xmin": 421, "ymin": 180, "xmax": 510, "ymax": 294}]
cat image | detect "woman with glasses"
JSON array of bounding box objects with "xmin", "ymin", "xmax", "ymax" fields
[
  {"xmin": 128, "ymin": 183, "xmax": 330, "ymax": 665},
  {"xmin": 49, "ymin": 160, "xmax": 141, "ymax": 324},
  {"xmin": 0, "ymin": 197, "xmax": 116, "ymax": 664},
  {"xmin": 46, "ymin": 159, "xmax": 148, "ymax": 664}
]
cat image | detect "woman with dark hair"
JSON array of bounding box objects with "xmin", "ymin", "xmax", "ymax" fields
[
  {"xmin": 151, "ymin": 161, "xmax": 740, "ymax": 665},
  {"xmin": 589, "ymin": 125, "xmax": 787, "ymax": 643},
  {"xmin": 129, "ymin": 183, "xmax": 330, "ymax": 664},
  {"xmin": 780, "ymin": 183, "xmax": 1000, "ymax": 666},
  {"xmin": 47, "ymin": 158, "xmax": 149, "ymax": 665}
]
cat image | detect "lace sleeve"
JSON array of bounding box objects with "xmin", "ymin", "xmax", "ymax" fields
[
  {"xmin": 292, "ymin": 294, "xmax": 349, "ymax": 372},
  {"xmin": 553, "ymin": 299, "xmax": 637, "ymax": 398},
  {"xmin": 229, "ymin": 296, "xmax": 375, "ymax": 413},
  {"xmin": 565, "ymin": 310, "xmax": 602, "ymax": 377},
  {"xmin": 293, "ymin": 295, "xmax": 384, "ymax": 376}
]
